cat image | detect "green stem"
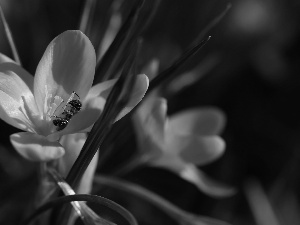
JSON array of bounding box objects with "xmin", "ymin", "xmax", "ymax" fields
[{"xmin": 94, "ymin": 175, "xmax": 230, "ymax": 225}]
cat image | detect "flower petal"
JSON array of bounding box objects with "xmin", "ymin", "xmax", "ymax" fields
[
  {"xmin": 166, "ymin": 133, "xmax": 225, "ymax": 165},
  {"xmin": 141, "ymin": 59, "xmax": 159, "ymax": 80},
  {"xmin": 47, "ymin": 74, "xmax": 148, "ymax": 140},
  {"xmin": 85, "ymin": 78, "xmax": 117, "ymax": 100},
  {"xmin": 179, "ymin": 164, "xmax": 236, "ymax": 197},
  {"xmin": 58, "ymin": 133, "xmax": 87, "ymax": 177},
  {"xmin": 0, "ymin": 53, "xmax": 15, "ymax": 64},
  {"xmin": 10, "ymin": 132, "xmax": 65, "ymax": 161},
  {"xmin": 58, "ymin": 133, "xmax": 98, "ymax": 194},
  {"xmin": 149, "ymin": 151, "xmax": 186, "ymax": 170},
  {"xmin": 0, "ymin": 90, "xmax": 34, "ymax": 131},
  {"xmin": 77, "ymin": 151, "xmax": 98, "ymax": 194},
  {"xmin": 169, "ymin": 107, "xmax": 226, "ymax": 135},
  {"xmin": 0, "ymin": 61, "xmax": 35, "ymax": 99},
  {"xmin": 0, "ymin": 62, "xmax": 38, "ymax": 131},
  {"xmin": 34, "ymin": 30, "xmax": 96, "ymax": 115},
  {"xmin": 134, "ymin": 97, "xmax": 167, "ymax": 149},
  {"xmin": 116, "ymin": 74, "xmax": 149, "ymax": 121}
]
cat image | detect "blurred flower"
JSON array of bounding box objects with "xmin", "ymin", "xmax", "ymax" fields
[
  {"xmin": 0, "ymin": 30, "xmax": 148, "ymax": 162},
  {"xmin": 134, "ymin": 97, "xmax": 235, "ymax": 197},
  {"xmin": 229, "ymin": 0, "xmax": 277, "ymax": 36}
]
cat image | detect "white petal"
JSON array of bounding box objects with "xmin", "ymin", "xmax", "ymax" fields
[
  {"xmin": 134, "ymin": 97, "xmax": 167, "ymax": 151},
  {"xmin": 0, "ymin": 53, "xmax": 15, "ymax": 64},
  {"xmin": 0, "ymin": 91, "xmax": 34, "ymax": 131},
  {"xmin": 0, "ymin": 63, "xmax": 38, "ymax": 131},
  {"xmin": 179, "ymin": 165, "xmax": 236, "ymax": 197},
  {"xmin": 166, "ymin": 133, "xmax": 225, "ymax": 165},
  {"xmin": 115, "ymin": 74, "xmax": 149, "ymax": 121},
  {"xmin": 169, "ymin": 107, "xmax": 226, "ymax": 135},
  {"xmin": 58, "ymin": 133, "xmax": 98, "ymax": 194},
  {"xmin": 10, "ymin": 132, "xmax": 65, "ymax": 161},
  {"xmin": 34, "ymin": 30, "xmax": 96, "ymax": 115}
]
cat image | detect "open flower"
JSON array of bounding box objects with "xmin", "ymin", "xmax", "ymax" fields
[
  {"xmin": 134, "ymin": 97, "xmax": 235, "ymax": 197},
  {"xmin": 0, "ymin": 30, "xmax": 148, "ymax": 162}
]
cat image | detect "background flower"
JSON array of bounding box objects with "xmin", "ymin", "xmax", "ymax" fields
[{"xmin": 133, "ymin": 97, "xmax": 235, "ymax": 197}]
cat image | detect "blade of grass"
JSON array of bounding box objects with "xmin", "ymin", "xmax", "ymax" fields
[
  {"xmin": 48, "ymin": 168, "xmax": 115, "ymax": 225},
  {"xmin": 244, "ymin": 179, "xmax": 281, "ymax": 225},
  {"xmin": 106, "ymin": 0, "xmax": 161, "ymax": 81},
  {"xmin": 148, "ymin": 2, "xmax": 231, "ymax": 92},
  {"xmin": 94, "ymin": 0, "xmax": 144, "ymax": 83},
  {"xmin": 52, "ymin": 42, "xmax": 139, "ymax": 225},
  {"xmin": 96, "ymin": 0, "xmax": 123, "ymax": 59},
  {"xmin": 66, "ymin": 41, "xmax": 138, "ymax": 190},
  {"xmin": 96, "ymin": 36, "xmax": 210, "ymax": 170},
  {"xmin": 192, "ymin": 3, "xmax": 231, "ymax": 46},
  {"xmin": 148, "ymin": 36, "xmax": 210, "ymax": 93},
  {"xmin": 0, "ymin": 6, "xmax": 21, "ymax": 65},
  {"xmin": 22, "ymin": 194, "xmax": 138, "ymax": 225},
  {"xmin": 78, "ymin": 0, "xmax": 96, "ymax": 34},
  {"xmin": 94, "ymin": 175, "xmax": 231, "ymax": 225}
]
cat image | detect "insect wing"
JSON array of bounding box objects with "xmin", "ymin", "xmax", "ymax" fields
[
  {"xmin": 51, "ymin": 98, "xmax": 66, "ymax": 119},
  {"xmin": 63, "ymin": 92, "xmax": 81, "ymax": 115},
  {"xmin": 66, "ymin": 91, "xmax": 80, "ymax": 104}
]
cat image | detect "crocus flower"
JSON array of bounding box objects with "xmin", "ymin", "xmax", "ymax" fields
[
  {"xmin": 134, "ymin": 97, "xmax": 235, "ymax": 197},
  {"xmin": 0, "ymin": 30, "xmax": 148, "ymax": 162}
]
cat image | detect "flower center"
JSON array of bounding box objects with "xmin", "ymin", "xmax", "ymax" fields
[{"xmin": 44, "ymin": 85, "xmax": 82, "ymax": 134}]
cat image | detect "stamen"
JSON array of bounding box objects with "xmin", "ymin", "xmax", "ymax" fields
[
  {"xmin": 19, "ymin": 96, "xmax": 37, "ymax": 133},
  {"xmin": 48, "ymin": 96, "xmax": 64, "ymax": 117},
  {"xmin": 43, "ymin": 85, "xmax": 52, "ymax": 115},
  {"xmin": 44, "ymin": 85, "xmax": 64, "ymax": 121}
]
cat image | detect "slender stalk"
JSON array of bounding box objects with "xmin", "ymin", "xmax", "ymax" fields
[
  {"xmin": 191, "ymin": 3, "xmax": 231, "ymax": 46},
  {"xmin": 94, "ymin": 175, "xmax": 231, "ymax": 225},
  {"xmin": 148, "ymin": 36, "xmax": 211, "ymax": 93},
  {"xmin": 48, "ymin": 168, "xmax": 115, "ymax": 225},
  {"xmin": 94, "ymin": 0, "xmax": 144, "ymax": 83},
  {"xmin": 0, "ymin": 6, "xmax": 21, "ymax": 65},
  {"xmin": 23, "ymin": 194, "xmax": 138, "ymax": 225},
  {"xmin": 66, "ymin": 41, "xmax": 138, "ymax": 190}
]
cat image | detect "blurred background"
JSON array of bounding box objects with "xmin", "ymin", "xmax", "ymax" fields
[{"xmin": 1, "ymin": 0, "xmax": 300, "ymax": 224}]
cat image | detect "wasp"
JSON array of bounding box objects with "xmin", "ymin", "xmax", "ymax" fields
[{"xmin": 51, "ymin": 92, "xmax": 82, "ymax": 131}]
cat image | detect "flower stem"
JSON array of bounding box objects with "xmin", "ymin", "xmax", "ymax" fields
[{"xmin": 94, "ymin": 175, "xmax": 230, "ymax": 225}]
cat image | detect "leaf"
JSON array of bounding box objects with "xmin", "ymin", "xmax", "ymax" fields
[
  {"xmin": 179, "ymin": 165, "xmax": 236, "ymax": 198},
  {"xmin": 22, "ymin": 194, "xmax": 138, "ymax": 225},
  {"xmin": 94, "ymin": 175, "xmax": 232, "ymax": 225},
  {"xmin": 148, "ymin": 36, "xmax": 210, "ymax": 93},
  {"xmin": 48, "ymin": 168, "xmax": 116, "ymax": 225},
  {"xmin": 191, "ymin": 3, "xmax": 231, "ymax": 46},
  {"xmin": 94, "ymin": 0, "xmax": 144, "ymax": 83},
  {"xmin": 244, "ymin": 179, "xmax": 281, "ymax": 225},
  {"xmin": 66, "ymin": 40, "xmax": 139, "ymax": 190},
  {"xmin": 0, "ymin": 6, "xmax": 21, "ymax": 65},
  {"xmin": 79, "ymin": 0, "xmax": 98, "ymax": 34}
]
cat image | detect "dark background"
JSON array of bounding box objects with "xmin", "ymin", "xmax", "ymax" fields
[{"xmin": 1, "ymin": 0, "xmax": 300, "ymax": 224}]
